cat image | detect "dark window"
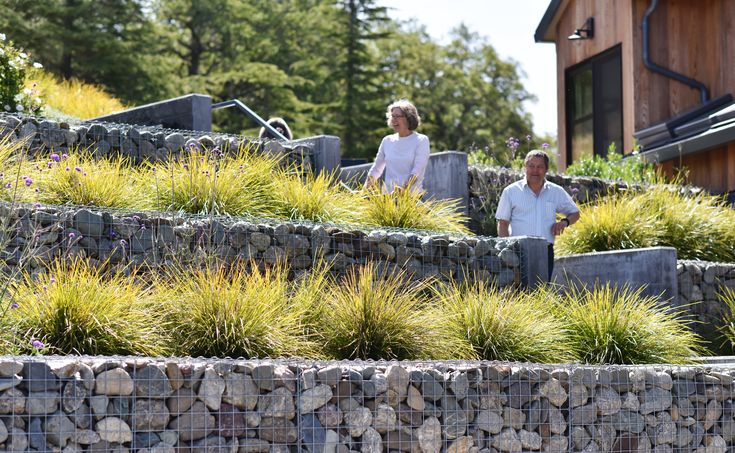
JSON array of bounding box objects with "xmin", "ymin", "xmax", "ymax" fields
[{"xmin": 565, "ymin": 46, "xmax": 623, "ymax": 164}]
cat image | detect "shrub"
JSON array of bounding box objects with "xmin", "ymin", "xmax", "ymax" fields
[
  {"xmin": 274, "ymin": 171, "xmax": 360, "ymax": 223},
  {"xmin": 4, "ymin": 259, "xmax": 167, "ymax": 355},
  {"xmin": 33, "ymin": 152, "xmax": 143, "ymax": 208},
  {"xmin": 159, "ymin": 263, "xmax": 317, "ymax": 358},
  {"xmin": 565, "ymin": 146, "xmax": 659, "ymax": 183},
  {"xmin": 0, "ymin": 34, "xmax": 43, "ymax": 115},
  {"xmin": 361, "ymin": 186, "xmax": 469, "ymax": 234},
  {"xmin": 559, "ymin": 284, "xmax": 706, "ymax": 364},
  {"xmin": 316, "ymin": 263, "xmax": 463, "ymax": 360},
  {"xmin": 146, "ymin": 147, "xmax": 281, "ymax": 217},
  {"xmin": 717, "ymin": 287, "xmax": 735, "ymax": 352},
  {"xmin": 434, "ymin": 282, "xmax": 574, "ymax": 362}
]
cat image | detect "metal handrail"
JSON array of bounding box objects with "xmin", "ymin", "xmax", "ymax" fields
[{"xmin": 211, "ymin": 99, "xmax": 290, "ymax": 142}]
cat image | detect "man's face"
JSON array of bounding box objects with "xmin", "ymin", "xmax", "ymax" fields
[{"xmin": 524, "ymin": 156, "xmax": 548, "ymax": 185}]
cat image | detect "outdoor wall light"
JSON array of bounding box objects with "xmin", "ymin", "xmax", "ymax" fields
[{"xmin": 568, "ymin": 17, "xmax": 594, "ymax": 40}]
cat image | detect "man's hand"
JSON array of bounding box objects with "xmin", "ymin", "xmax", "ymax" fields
[{"xmin": 551, "ymin": 220, "xmax": 567, "ymax": 236}]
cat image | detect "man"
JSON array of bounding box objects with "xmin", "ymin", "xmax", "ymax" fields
[{"xmin": 495, "ymin": 150, "xmax": 580, "ymax": 281}]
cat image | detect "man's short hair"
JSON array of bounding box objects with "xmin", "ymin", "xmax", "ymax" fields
[{"xmin": 524, "ymin": 150, "xmax": 550, "ymax": 169}]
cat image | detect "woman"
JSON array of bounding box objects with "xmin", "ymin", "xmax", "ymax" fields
[{"xmin": 365, "ymin": 99, "xmax": 430, "ymax": 193}]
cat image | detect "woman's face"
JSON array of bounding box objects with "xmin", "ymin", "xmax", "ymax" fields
[{"xmin": 389, "ymin": 107, "xmax": 410, "ymax": 135}]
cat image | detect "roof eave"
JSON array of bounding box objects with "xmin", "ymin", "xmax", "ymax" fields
[
  {"xmin": 639, "ymin": 120, "xmax": 735, "ymax": 163},
  {"xmin": 534, "ymin": 0, "xmax": 565, "ymax": 43}
]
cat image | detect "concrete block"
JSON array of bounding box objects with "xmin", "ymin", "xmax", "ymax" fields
[
  {"xmin": 294, "ymin": 135, "xmax": 341, "ymax": 174},
  {"xmin": 90, "ymin": 94, "xmax": 212, "ymax": 131}
]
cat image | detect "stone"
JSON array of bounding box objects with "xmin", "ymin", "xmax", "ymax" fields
[
  {"xmin": 595, "ymin": 386, "xmax": 622, "ymax": 415},
  {"xmin": 62, "ymin": 379, "xmax": 87, "ymax": 413},
  {"xmin": 71, "ymin": 429, "xmax": 100, "ymax": 445},
  {"xmin": 447, "ymin": 436, "xmax": 475, "ymax": 453},
  {"xmin": 344, "ymin": 407, "xmax": 372, "ymax": 437},
  {"xmin": 73, "ymin": 209, "xmax": 104, "ymax": 238},
  {"xmin": 45, "ymin": 411, "xmax": 77, "ymax": 446},
  {"xmin": 317, "ymin": 366, "xmax": 342, "ymax": 386},
  {"xmin": 492, "ymin": 428, "xmax": 522, "ymax": 452},
  {"xmin": 372, "ymin": 403, "xmax": 397, "ymax": 433},
  {"xmin": 406, "ymin": 384, "xmax": 425, "ymax": 411},
  {"xmin": 601, "ymin": 410, "xmax": 646, "ymax": 434},
  {"xmin": 476, "ymin": 410, "xmax": 503, "ymax": 434},
  {"xmin": 572, "ymin": 426, "xmax": 591, "ymax": 450},
  {"xmin": 168, "ymin": 401, "xmax": 215, "ymax": 441},
  {"xmin": 696, "ymin": 435, "xmax": 726, "ymax": 453},
  {"xmin": 223, "ymin": 372, "xmax": 259, "ymax": 410},
  {"xmin": 0, "ymin": 419, "xmax": 7, "ymax": 444},
  {"xmin": 133, "ymin": 365, "xmax": 173, "ymax": 399},
  {"xmin": 27, "ymin": 390, "xmax": 60, "ymax": 414},
  {"xmin": 133, "ymin": 399, "xmax": 170, "ymax": 431},
  {"xmin": 503, "ymin": 406, "xmax": 525, "ymax": 430},
  {"xmin": 258, "ymin": 417, "xmax": 297, "ymax": 443},
  {"xmin": 199, "ymin": 367, "xmax": 226, "ymax": 411},
  {"xmin": 259, "ymin": 387, "xmax": 295, "ymax": 419},
  {"xmin": 0, "ymin": 360, "xmax": 23, "ymax": 377},
  {"xmin": 22, "ymin": 361, "xmax": 59, "ymax": 391},
  {"xmin": 539, "ymin": 378, "xmax": 567, "ymax": 407},
  {"xmin": 96, "ymin": 417, "xmax": 133, "ymax": 444},
  {"xmin": 520, "ymin": 429, "xmax": 542, "ymax": 450},
  {"xmin": 0, "ymin": 375, "xmax": 22, "ymax": 392},
  {"xmin": 361, "ymin": 427, "xmax": 382, "ymax": 453},
  {"xmin": 387, "ymin": 365, "xmax": 410, "ymax": 400},
  {"xmin": 96, "ymin": 368, "xmax": 134, "ymax": 396},
  {"xmin": 639, "ymin": 387, "xmax": 673, "ymax": 415},
  {"xmin": 300, "ymin": 384, "xmax": 333, "ymax": 414},
  {"xmin": 167, "ymin": 387, "xmax": 196, "ymax": 415},
  {"xmin": 571, "ymin": 403, "xmax": 597, "ymax": 425},
  {"xmin": 417, "ymin": 417, "xmax": 442, "ymax": 453},
  {"xmin": 215, "ymin": 402, "xmax": 247, "ymax": 437}
]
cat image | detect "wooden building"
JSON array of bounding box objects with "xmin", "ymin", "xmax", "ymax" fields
[{"xmin": 535, "ymin": 0, "xmax": 735, "ymax": 197}]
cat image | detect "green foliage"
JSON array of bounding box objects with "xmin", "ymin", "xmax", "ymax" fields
[
  {"xmin": 556, "ymin": 186, "xmax": 735, "ymax": 262},
  {"xmin": 0, "ymin": 34, "xmax": 43, "ymax": 115},
  {"xmin": 558, "ymin": 284, "xmax": 705, "ymax": 364},
  {"xmin": 362, "ymin": 186, "xmax": 469, "ymax": 233},
  {"xmin": 435, "ymin": 282, "xmax": 575, "ymax": 362},
  {"xmin": 565, "ymin": 146, "xmax": 658, "ymax": 183},
  {"xmin": 158, "ymin": 263, "xmax": 317, "ymax": 358},
  {"xmin": 316, "ymin": 263, "xmax": 460, "ymax": 360},
  {"xmin": 28, "ymin": 68, "xmax": 125, "ymax": 119},
  {"xmin": 3, "ymin": 259, "xmax": 167, "ymax": 355},
  {"xmin": 144, "ymin": 147, "xmax": 281, "ymax": 217}
]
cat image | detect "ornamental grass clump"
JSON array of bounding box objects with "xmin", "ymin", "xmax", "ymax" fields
[
  {"xmin": 33, "ymin": 151, "xmax": 143, "ymax": 207},
  {"xmin": 434, "ymin": 282, "xmax": 575, "ymax": 363},
  {"xmin": 559, "ymin": 284, "xmax": 706, "ymax": 364},
  {"xmin": 361, "ymin": 186, "xmax": 469, "ymax": 234},
  {"xmin": 717, "ymin": 287, "xmax": 735, "ymax": 352},
  {"xmin": 274, "ymin": 170, "xmax": 361, "ymax": 223},
  {"xmin": 637, "ymin": 186, "xmax": 735, "ymax": 262},
  {"xmin": 555, "ymin": 190, "xmax": 661, "ymax": 256},
  {"xmin": 146, "ymin": 146, "xmax": 281, "ymax": 217},
  {"xmin": 158, "ymin": 263, "xmax": 317, "ymax": 358},
  {"xmin": 3, "ymin": 259, "xmax": 167, "ymax": 356},
  {"xmin": 315, "ymin": 263, "xmax": 466, "ymax": 360}
]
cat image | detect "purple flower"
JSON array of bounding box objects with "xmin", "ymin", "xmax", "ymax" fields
[
  {"xmin": 140, "ymin": 225, "xmax": 146, "ymax": 231},
  {"xmin": 10, "ymin": 303, "xmax": 18, "ymax": 309},
  {"xmin": 50, "ymin": 153, "xmax": 60, "ymax": 162},
  {"xmin": 35, "ymin": 188, "xmax": 40, "ymax": 193},
  {"xmin": 65, "ymin": 167, "xmax": 70, "ymax": 172},
  {"xmin": 542, "ymin": 143, "xmax": 550, "ymax": 149},
  {"xmin": 31, "ymin": 339, "xmax": 44, "ymax": 349},
  {"xmin": 83, "ymin": 172, "xmax": 87, "ymax": 176},
  {"xmin": 47, "ymin": 162, "xmax": 53, "ymax": 168},
  {"xmin": 152, "ymin": 167, "xmax": 156, "ymax": 173},
  {"xmin": 62, "ymin": 153, "xmax": 68, "ymax": 159},
  {"xmin": 132, "ymin": 215, "xmax": 140, "ymax": 222},
  {"xmin": 49, "ymin": 277, "xmax": 56, "ymax": 284},
  {"xmin": 34, "ymin": 202, "xmax": 41, "ymax": 208},
  {"xmin": 74, "ymin": 167, "xmax": 82, "ymax": 172},
  {"xmin": 24, "ymin": 178, "xmax": 33, "ymax": 187},
  {"xmin": 4, "ymin": 182, "xmax": 11, "ymax": 189},
  {"xmin": 68, "ymin": 232, "xmax": 76, "ymax": 239},
  {"xmin": 571, "ymin": 187, "xmax": 580, "ymax": 195}
]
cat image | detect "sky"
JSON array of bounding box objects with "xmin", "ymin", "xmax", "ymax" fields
[{"xmin": 377, "ymin": 0, "xmax": 557, "ymax": 137}]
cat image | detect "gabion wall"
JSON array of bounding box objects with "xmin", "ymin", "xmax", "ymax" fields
[
  {"xmin": 1, "ymin": 202, "xmax": 528, "ymax": 287},
  {"xmin": 677, "ymin": 260, "xmax": 735, "ymax": 353},
  {"xmin": 0, "ymin": 114, "xmax": 313, "ymax": 171},
  {"xmin": 1, "ymin": 357, "xmax": 733, "ymax": 453}
]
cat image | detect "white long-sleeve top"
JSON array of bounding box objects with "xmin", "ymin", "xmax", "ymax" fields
[{"xmin": 367, "ymin": 132, "xmax": 431, "ymax": 192}]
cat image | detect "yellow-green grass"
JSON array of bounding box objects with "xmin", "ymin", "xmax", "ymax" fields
[
  {"xmin": 156, "ymin": 263, "xmax": 319, "ymax": 358},
  {"xmin": 142, "ymin": 147, "xmax": 282, "ymax": 217},
  {"xmin": 3, "ymin": 259, "xmax": 167, "ymax": 355},
  {"xmin": 26, "ymin": 68, "xmax": 125, "ymax": 119},
  {"xmin": 434, "ymin": 282, "xmax": 575, "ymax": 363},
  {"xmin": 717, "ymin": 287, "xmax": 735, "ymax": 352},
  {"xmin": 558, "ymin": 284, "xmax": 706, "ymax": 364},
  {"xmin": 361, "ymin": 186, "xmax": 470, "ymax": 234},
  {"xmin": 315, "ymin": 263, "xmax": 469, "ymax": 360},
  {"xmin": 274, "ymin": 171, "xmax": 361, "ymax": 223}
]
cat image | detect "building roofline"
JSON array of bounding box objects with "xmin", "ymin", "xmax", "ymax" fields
[
  {"xmin": 639, "ymin": 118, "xmax": 735, "ymax": 163},
  {"xmin": 534, "ymin": 0, "xmax": 565, "ymax": 43}
]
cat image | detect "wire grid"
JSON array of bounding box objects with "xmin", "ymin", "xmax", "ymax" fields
[
  {"xmin": 0, "ymin": 201, "xmax": 527, "ymax": 287},
  {"xmin": 0, "ymin": 357, "xmax": 734, "ymax": 452},
  {"xmin": 0, "ymin": 112, "xmax": 315, "ymax": 170}
]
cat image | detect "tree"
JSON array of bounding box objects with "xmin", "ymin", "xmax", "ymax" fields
[{"xmin": 0, "ymin": 0, "xmax": 170, "ymax": 103}]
